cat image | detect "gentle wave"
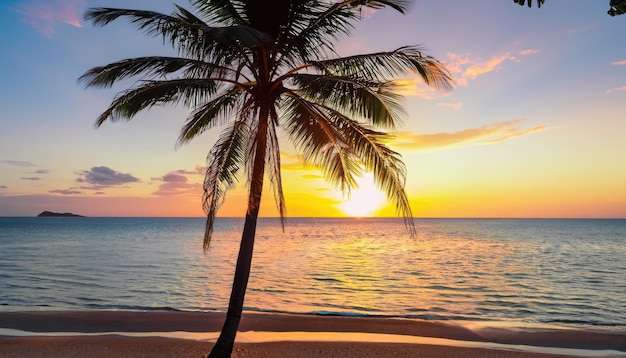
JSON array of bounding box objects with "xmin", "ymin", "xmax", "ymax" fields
[{"xmin": 1, "ymin": 217, "xmax": 625, "ymax": 331}]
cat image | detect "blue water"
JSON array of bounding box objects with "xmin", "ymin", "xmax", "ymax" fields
[{"xmin": 0, "ymin": 217, "xmax": 625, "ymax": 331}]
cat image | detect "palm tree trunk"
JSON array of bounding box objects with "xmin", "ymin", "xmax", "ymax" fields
[
  {"xmin": 208, "ymin": 115, "xmax": 268, "ymax": 358},
  {"xmin": 207, "ymin": 212, "xmax": 260, "ymax": 357}
]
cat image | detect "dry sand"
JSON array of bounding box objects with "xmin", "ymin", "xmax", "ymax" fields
[{"xmin": 1, "ymin": 310, "xmax": 624, "ymax": 357}]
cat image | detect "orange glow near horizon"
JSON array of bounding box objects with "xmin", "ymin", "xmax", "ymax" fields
[{"xmin": 336, "ymin": 173, "xmax": 387, "ymax": 217}]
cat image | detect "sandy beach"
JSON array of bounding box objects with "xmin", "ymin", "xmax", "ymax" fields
[{"xmin": 1, "ymin": 310, "xmax": 625, "ymax": 357}]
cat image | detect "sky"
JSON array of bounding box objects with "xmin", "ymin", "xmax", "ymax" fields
[{"xmin": 1, "ymin": 0, "xmax": 625, "ymax": 218}]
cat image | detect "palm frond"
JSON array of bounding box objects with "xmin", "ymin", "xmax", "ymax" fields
[
  {"xmin": 361, "ymin": 0, "xmax": 412, "ymax": 13},
  {"xmin": 332, "ymin": 114, "xmax": 415, "ymax": 232},
  {"xmin": 178, "ymin": 87, "xmax": 246, "ymax": 145},
  {"xmin": 305, "ymin": 1, "xmax": 380, "ymax": 39},
  {"xmin": 84, "ymin": 7, "xmax": 268, "ymax": 65},
  {"xmin": 281, "ymin": 93, "xmax": 360, "ymax": 192},
  {"xmin": 238, "ymin": 102, "xmax": 260, "ymax": 188},
  {"xmin": 291, "ymin": 74, "xmax": 405, "ymax": 128},
  {"xmin": 173, "ymin": 4, "xmax": 206, "ymax": 24},
  {"xmin": 84, "ymin": 7, "xmax": 200, "ymax": 46},
  {"xmin": 176, "ymin": 4, "xmax": 270, "ymax": 50},
  {"xmin": 84, "ymin": 7, "xmax": 184, "ymax": 28},
  {"xmin": 276, "ymin": 0, "xmax": 410, "ymax": 65},
  {"xmin": 198, "ymin": 25, "xmax": 273, "ymax": 50},
  {"xmin": 266, "ymin": 116, "xmax": 287, "ymax": 229},
  {"xmin": 94, "ymin": 79, "xmax": 217, "ymax": 126},
  {"xmin": 202, "ymin": 120, "xmax": 249, "ymax": 250},
  {"xmin": 314, "ymin": 46, "xmax": 454, "ymax": 91},
  {"xmin": 192, "ymin": 0, "xmax": 246, "ymax": 26},
  {"xmin": 78, "ymin": 57, "xmax": 228, "ymax": 89},
  {"xmin": 274, "ymin": 1, "xmax": 354, "ymax": 64},
  {"xmin": 176, "ymin": 25, "xmax": 272, "ymax": 72},
  {"xmin": 281, "ymin": 90, "xmax": 414, "ymax": 232}
]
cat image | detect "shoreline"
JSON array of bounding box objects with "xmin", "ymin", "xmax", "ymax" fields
[{"xmin": 1, "ymin": 310, "xmax": 625, "ymax": 357}]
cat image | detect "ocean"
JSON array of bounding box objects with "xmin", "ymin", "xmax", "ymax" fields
[{"xmin": 0, "ymin": 217, "xmax": 624, "ymax": 332}]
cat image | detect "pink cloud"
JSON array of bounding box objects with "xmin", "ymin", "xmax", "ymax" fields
[
  {"xmin": 14, "ymin": 0, "xmax": 85, "ymax": 37},
  {"xmin": 519, "ymin": 49, "xmax": 541, "ymax": 56},
  {"xmin": 393, "ymin": 78, "xmax": 453, "ymax": 99},
  {"xmin": 334, "ymin": 43, "xmax": 541, "ymax": 109},
  {"xmin": 606, "ymin": 86, "xmax": 626, "ymax": 94},
  {"xmin": 444, "ymin": 53, "xmax": 471, "ymax": 75},
  {"xmin": 341, "ymin": 43, "xmax": 540, "ymax": 100},
  {"xmin": 612, "ymin": 60, "xmax": 626, "ymax": 66},
  {"xmin": 445, "ymin": 49, "xmax": 538, "ymax": 87},
  {"xmin": 462, "ymin": 52, "xmax": 518, "ymax": 80},
  {"xmin": 395, "ymin": 50, "xmax": 538, "ymax": 99},
  {"xmin": 152, "ymin": 170, "xmax": 203, "ymax": 197}
]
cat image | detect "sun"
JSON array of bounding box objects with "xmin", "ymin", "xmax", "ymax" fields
[{"xmin": 337, "ymin": 173, "xmax": 387, "ymax": 217}]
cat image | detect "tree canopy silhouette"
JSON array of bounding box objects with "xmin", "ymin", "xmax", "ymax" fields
[{"xmin": 513, "ymin": 0, "xmax": 626, "ymax": 16}]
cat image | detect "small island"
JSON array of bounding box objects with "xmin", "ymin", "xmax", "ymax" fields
[{"xmin": 37, "ymin": 211, "xmax": 85, "ymax": 217}]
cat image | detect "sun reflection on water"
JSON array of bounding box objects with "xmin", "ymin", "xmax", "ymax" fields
[
  {"xmin": 110, "ymin": 217, "xmax": 626, "ymax": 329},
  {"xmin": 191, "ymin": 218, "xmax": 531, "ymax": 321}
]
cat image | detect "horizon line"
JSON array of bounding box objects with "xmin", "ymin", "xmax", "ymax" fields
[{"xmin": 2, "ymin": 216, "xmax": 625, "ymax": 220}]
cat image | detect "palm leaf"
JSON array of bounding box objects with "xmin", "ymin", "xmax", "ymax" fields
[
  {"xmin": 281, "ymin": 90, "xmax": 414, "ymax": 232},
  {"xmin": 291, "ymin": 74, "xmax": 405, "ymax": 128},
  {"xmin": 84, "ymin": 7, "xmax": 269, "ymax": 65},
  {"xmin": 78, "ymin": 57, "xmax": 233, "ymax": 89},
  {"xmin": 192, "ymin": 0, "xmax": 247, "ymax": 26},
  {"xmin": 178, "ymin": 87, "xmax": 246, "ymax": 145},
  {"xmin": 313, "ymin": 106, "xmax": 416, "ymax": 233},
  {"xmin": 266, "ymin": 116, "xmax": 287, "ymax": 228},
  {"xmin": 94, "ymin": 79, "xmax": 217, "ymax": 126},
  {"xmin": 202, "ymin": 120, "xmax": 249, "ymax": 250},
  {"xmin": 197, "ymin": 25, "xmax": 273, "ymax": 50},
  {"xmin": 314, "ymin": 46, "xmax": 454, "ymax": 91},
  {"xmin": 84, "ymin": 7, "xmax": 198, "ymax": 46},
  {"xmin": 281, "ymin": 94, "xmax": 360, "ymax": 192},
  {"xmin": 278, "ymin": 0, "xmax": 410, "ymax": 64}
]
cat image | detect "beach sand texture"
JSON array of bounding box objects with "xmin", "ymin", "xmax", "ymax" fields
[{"xmin": 1, "ymin": 311, "xmax": 625, "ymax": 357}]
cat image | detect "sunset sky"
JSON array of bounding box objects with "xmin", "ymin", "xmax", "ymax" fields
[{"xmin": 1, "ymin": 0, "xmax": 625, "ymax": 218}]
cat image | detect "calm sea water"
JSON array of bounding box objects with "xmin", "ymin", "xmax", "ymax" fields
[{"xmin": 0, "ymin": 217, "xmax": 625, "ymax": 331}]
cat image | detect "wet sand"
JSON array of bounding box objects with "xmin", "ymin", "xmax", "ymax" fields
[{"xmin": 1, "ymin": 310, "xmax": 624, "ymax": 357}]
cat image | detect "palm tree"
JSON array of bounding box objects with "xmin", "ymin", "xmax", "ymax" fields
[{"xmin": 80, "ymin": 1, "xmax": 452, "ymax": 356}]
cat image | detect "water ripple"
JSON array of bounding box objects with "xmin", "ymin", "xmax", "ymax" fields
[{"xmin": 1, "ymin": 217, "xmax": 625, "ymax": 332}]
